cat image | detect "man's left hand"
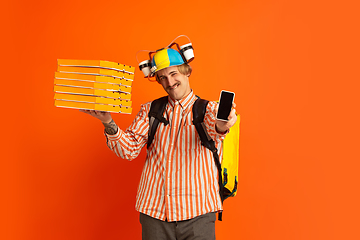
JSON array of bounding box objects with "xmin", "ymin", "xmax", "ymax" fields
[{"xmin": 215, "ymin": 103, "xmax": 237, "ymax": 133}]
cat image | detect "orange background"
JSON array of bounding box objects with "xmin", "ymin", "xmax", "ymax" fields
[{"xmin": 1, "ymin": 0, "xmax": 359, "ymax": 239}]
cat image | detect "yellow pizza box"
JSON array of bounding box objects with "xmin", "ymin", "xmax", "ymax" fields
[
  {"xmin": 55, "ymin": 72, "xmax": 133, "ymax": 86},
  {"xmin": 55, "ymin": 100, "xmax": 132, "ymax": 114},
  {"xmin": 57, "ymin": 59, "xmax": 135, "ymax": 74},
  {"xmin": 54, "ymin": 79, "xmax": 132, "ymax": 93},
  {"xmin": 54, "ymin": 93, "xmax": 132, "ymax": 107},
  {"xmin": 54, "ymin": 85, "xmax": 131, "ymax": 100},
  {"xmin": 57, "ymin": 66, "xmax": 135, "ymax": 81}
]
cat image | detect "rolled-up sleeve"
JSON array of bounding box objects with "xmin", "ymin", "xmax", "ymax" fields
[
  {"xmin": 204, "ymin": 101, "xmax": 228, "ymax": 142},
  {"xmin": 105, "ymin": 102, "xmax": 151, "ymax": 161}
]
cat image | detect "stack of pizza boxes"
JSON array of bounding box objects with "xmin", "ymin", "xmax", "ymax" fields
[{"xmin": 54, "ymin": 59, "xmax": 135, "ymax": 114}]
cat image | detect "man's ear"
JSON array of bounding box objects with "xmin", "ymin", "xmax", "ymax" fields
[{"xmin": 154, "ymin": 73, "xmax": 160, "ymax": 84}]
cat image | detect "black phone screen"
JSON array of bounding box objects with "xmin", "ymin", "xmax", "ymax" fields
[{"xmin": 216, "ymin": 91, "xmax": 235, "ymax": 121}]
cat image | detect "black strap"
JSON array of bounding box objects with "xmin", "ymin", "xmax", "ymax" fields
[
  {"xmin": 147, "ymin": 96, "xmax": 169, "ymax": 148},
  {"xmin": 192, "ymin": 99, "xmax": 224, "ymax": 221}
]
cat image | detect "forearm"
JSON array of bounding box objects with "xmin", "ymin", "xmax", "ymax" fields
[
  {"xmin": 102, "ymin": 119, "xmax": 141, "ymax": 159},
  {"xmin": 215, "ymin": 124, "xmax": 228, "ymax": 134},
  {"xmin": 104, "ymin": 103, "xmax": 150, "ymax": 160},
  {"xmin": 102, "ymin": 119, "xmax": 118, "ymax": 135},
  {"xmin": 105, "ymin": 128, "xmax": 146, "ymax": 161},
  {"xmin": 205, "ymin": 101, "xmax": 228, "ymax": 140}
]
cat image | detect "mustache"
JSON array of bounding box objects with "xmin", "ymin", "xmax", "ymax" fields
[{"xmin": 167, "ymin": 83, "xmax": 180, "ymax": 90}]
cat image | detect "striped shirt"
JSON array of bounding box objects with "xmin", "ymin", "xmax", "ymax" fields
[{"xmin": 105, "ymin": 91, "xmax": 226, "ymax": 222}]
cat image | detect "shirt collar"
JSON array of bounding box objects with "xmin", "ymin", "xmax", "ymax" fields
[{"xmin": 168, "ymin": 90, "xmax": 196, "ymax": 110}]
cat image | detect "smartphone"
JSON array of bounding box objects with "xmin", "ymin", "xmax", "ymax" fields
[{"xmin": 216, "ymin": 90, "xmax": 235, "ymax": 121}]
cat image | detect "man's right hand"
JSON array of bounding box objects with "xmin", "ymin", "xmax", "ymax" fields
[
  {"xmin": 80, "ymin": 110, "xmax": 118, "ymax": 135},
  {"xmin": 80, "ymin": 109, "xmax": 113, "ymax": 123}
]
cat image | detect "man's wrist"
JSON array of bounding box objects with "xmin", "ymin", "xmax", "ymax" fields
[
  {"xmin": 215, "ymin": 124, "xmax": 228, "ymax": 134},
  {"xmin": 102, "ymin": 119, "xmax": 118, "ymax": 135},
  {"xmin": 101, "ymin": 117, "xmax": 113, "ymax": 124}
]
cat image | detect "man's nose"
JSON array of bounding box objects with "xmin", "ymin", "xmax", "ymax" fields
[{"xmin": 166, "ymin": 75, "xmax": 176, "ymax": 86}]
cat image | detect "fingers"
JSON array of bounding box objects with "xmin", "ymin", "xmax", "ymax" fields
[
  {"xmin": 79, "ymin": 109, "xmax": 92, "ymax": 115},
  {"xmin": 79, "ymin": 109, "xmax": 107, "ymax": 119},
  {"xmin": 226, "ymin": 105, "xmax": 236, "ymax": 120},
  {"xmin": 92, "ymin": 110, "xmax": 102, "ymax": 116},
  {"xmin": 80, "ymin": 109, "xmax": 96, "ymax": 116},
  {"xmin": 229, "ymin": 112, "xmax": 237, "ymax": 125},
  {"xmin": 229, "ymin": 108, "xmax": 236, "ymax": 118},
  {"xmin": 79, "ymin": 109, "xmax": 105, "ymax": 115},
  {"xmin": 226, "ymin": 108, "xmax": 237, "ymax": 127}
]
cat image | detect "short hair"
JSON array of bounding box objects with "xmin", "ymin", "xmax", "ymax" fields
[{"xmin": 155, "ymin": 64, "xmax": 192, "ymax": 82}]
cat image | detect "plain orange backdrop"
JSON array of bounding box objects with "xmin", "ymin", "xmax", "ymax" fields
[{"xmin": 1, "ymin": 0, "xmax": 359, "ymax": 239}]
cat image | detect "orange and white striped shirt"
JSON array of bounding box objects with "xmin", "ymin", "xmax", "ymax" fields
[{"xmin": 105, "ymin": 91, "xmax": 226, "ymax": 222}]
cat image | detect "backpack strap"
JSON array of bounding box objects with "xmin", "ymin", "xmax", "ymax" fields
[
  {"xmin": 147, "ymin": 96, "xmax": 169, "ymax": 149},
  {"xmin": 192, "ymin": 98, "xmax": 225, "ymax": 221}
]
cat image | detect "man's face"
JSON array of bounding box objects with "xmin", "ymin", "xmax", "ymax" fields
[{"xmin": 156, "ymin": 66, "xmax": 191, "ymax": 101}]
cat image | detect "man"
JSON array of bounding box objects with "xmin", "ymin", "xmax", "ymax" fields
[{"xmin": 81, "ymin": 45, "xmax": 237, "ymax": 240}]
